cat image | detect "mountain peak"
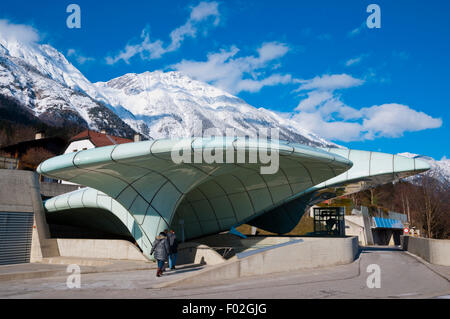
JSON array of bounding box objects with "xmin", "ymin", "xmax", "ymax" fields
[
  {"xmin": 398, "ymin": 152, "xmax": 450, "ymax": 183},
  {"xmin": 0, "ymin": 37, "xmax": 335, "ymax": 147}
]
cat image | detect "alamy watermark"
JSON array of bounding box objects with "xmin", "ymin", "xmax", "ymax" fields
[
  {"xmin": 170, "ymin": 121, "xmax": 280, "ymax": 175},
  {"xmin": 366, "ymin": 4, "xmax": 381, "ymax": 29},
  {"xmin": 66, "ymin": 4, "xmax": 81, "ymax": 29},
  {"xmin": 66, "ymin": 264, "xmax": 81, "ymax": 289},
  {"xmin": 366, "ymin": 264, "xmax": 381, "ymax": 288}
]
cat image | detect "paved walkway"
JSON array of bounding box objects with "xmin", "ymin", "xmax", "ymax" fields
[
  {"xmin": 0, "ymin": 247, "xmax": 449, "ymax": 298},
  {"xmin": 0, "ymin": 257, "xmax": 158, "ymax": 282}
]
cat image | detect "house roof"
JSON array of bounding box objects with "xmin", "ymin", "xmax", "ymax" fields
[{"xmin": 70, "ymin": 130, "xmax": 133, "ymax": 147}]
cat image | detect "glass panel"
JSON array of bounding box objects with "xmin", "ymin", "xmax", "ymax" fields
[
  {"xmin": 269, "ymin": 184, "xmax": 292, "ymax": 204},
  {"xmin": 73, "ymin": 146, "xmax": 115, "ymax": 167},
  {"xmin": 394, "ymin": 155, "xmax": 415, "ymax": 172},
  {"xmin": 191, "ymin": 199, "xmax": 214, "ymax": 221},
  {"xmin": 228, "ymin": 192, "xmax": 254, "ymax": 220},
  {"xmin": 140, "ymin": 208, "xmax": 162, "ymax": 242},
  {"xmin": 116, "ymin": 186, "xmax": 138, "ymax": 210},
  {"xmin": 347, "ymin": 150, "xmax": 371, "ymax": 180},
  {"xmin": 129, "ymin": 195, "xmax": 150, "ymax": 224},
  {"xmin": 67, "ymin": 189, "xmax": 85, "ymax": 209},
  {"xmin": 248, "ymin": 188, "xmax": 273, "ymax": 213},
  {"xmin": 209, "ymin": 196, "xmax": 236, "ymax": 219},
  {"xmin": 111, "ymin": 141, "xmax": 153, "ymax": 161},
  {"xmin": 132, "ymin": 173, "xmax": 167, "ymax": 202},
  {"xmin": 150, "ymin": 182, "xmax": 182, "ymax": 220}
]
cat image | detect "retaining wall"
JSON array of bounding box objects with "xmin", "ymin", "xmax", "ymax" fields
[
  {"xmin": 158, "ymin": 236, "xmax": 359, "ymax": 288},
  {"xmin": 401, "ymin": 236, "xmax": 450, "ymax": 266},
  {"xmin": 55, "ymin": 239, "xmax": 148, "ymax": 261}
]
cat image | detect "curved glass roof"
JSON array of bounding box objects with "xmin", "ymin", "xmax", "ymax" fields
[
  {"xmin": 38, "ymin": 137, "xmax": 352, "ymax": 258},
  {"xmin": 247, "ymin": 148, "xmax": 430, "ymax": 233}
]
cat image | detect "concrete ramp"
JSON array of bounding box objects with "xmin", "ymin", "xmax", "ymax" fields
[{"xmin": 156, "ymin": 236, "xmax": 359, "ymax": 288}]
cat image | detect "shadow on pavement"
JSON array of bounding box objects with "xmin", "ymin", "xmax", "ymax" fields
[
  {"xmin": 360, "ymin": 246, "xmax": 403, "ymax": 253},
  {"xmin": 162, "ymin": 264, "xmax": 204, "ymax": 276}
]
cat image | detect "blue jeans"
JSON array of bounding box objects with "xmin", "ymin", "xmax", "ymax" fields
[
  {"xmin": 169, "ymin": 253, "xmax": 177, "ymax": 269},
  {"xmin": 157, "ymin": 259, "xmax": 165, "ymax": 270}
]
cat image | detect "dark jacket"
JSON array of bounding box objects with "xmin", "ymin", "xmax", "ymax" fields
[
  {"xmin": 150, "ymin": 235, "xmax": 170, "ymax": 261},
  {"xmin": 167, "ymin": 232, "xmax": 178, "ymax": 254}
]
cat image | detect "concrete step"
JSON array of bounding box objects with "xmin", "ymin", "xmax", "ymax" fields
[
  {"xmin": 40, "ymin": 257, "xmax": 114, "ymax": 267},
  {"xmin": 0, "ymin": 263, "xmax": 71, "ymax": 282},
  {"xmin": 0, "ymin": 258, "xmax": 157, "ymax": 282}
]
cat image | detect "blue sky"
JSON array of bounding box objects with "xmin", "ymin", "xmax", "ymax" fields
[{"xmin": 1, "ymin": 0, "xmax": 449, "ymax": 159}]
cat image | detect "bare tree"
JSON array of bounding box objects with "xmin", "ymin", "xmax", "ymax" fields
[{"xmin": 409, "ymin": 175, "xmax": 450, "ymax": 239}]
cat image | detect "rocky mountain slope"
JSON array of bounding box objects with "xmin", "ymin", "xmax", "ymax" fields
[
  {"xmin": 94, "ymin": 71, "xmax": 334, "ymax": 146},
  {"xmin": 0, "ymin": 35, "xmax": 334, "ymax": 147},
  {"xmin": 398, "ymin": 152, "xmax": 450, "ymax": 184},
  {"xmin": 0, "ymin": 37, "xmax": 135, "ymax": 138}
]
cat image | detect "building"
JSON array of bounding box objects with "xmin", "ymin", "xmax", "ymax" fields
[
  {"xmin": 0, "ymin": 132, "xmax": 67, "ymax": 171},
  {"xmin": 345, "ymin": 207, "xmax": 407, "ymax": 246},
  {"xmin": 61, "ymin": 130, "xmax": 134, "ymax": 185},
  {"xmin": 37, "ymin": 138, "xmax": 430, "ymax": 260},
  {"xmin": 64, "ymin": 130, "xmax": 133, "ymax": 154}
]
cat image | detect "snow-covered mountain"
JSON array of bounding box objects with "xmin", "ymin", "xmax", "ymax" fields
[
  {"xmin": 0, "ymin": 37, "xmax": 135, "ymax": 137},
  {"xmin": 94, "ymin": 71, "xmax": 334, "ymax": 146},
  {"xmin": 0, "ymin": 35, "xmax": 335, "ymax": 147},
  {"xmin": 398, "ymin": 152, "xmax": 450, "ymax": 184}
]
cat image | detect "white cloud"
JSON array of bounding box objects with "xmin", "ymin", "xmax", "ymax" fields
[
  {"xmin": 236, "ymin": 74, "xmax": 292, "ymax": 93},
  {"xmin": 345, "ymin": 53, "xmax": 370, "ymax": 67},
  {"xmin": 67, "ymin": 49, "xmax": 95, "ymax": 65},
  {"xmin": 106, "ymin": 1, "xmax": 220, "ymax": 65},
  {"xmin": 361, "ymin": 103, "xmax": 443, "ymax": 139},
  {"xmin": 291, "ymin": 96, "xmax": 442, "ymax": 142},
  {"xmin": 289, "ymin": 73, "xmax": 442, "ymax": 142},
  {"xmin": 190, "ymin": 1, "xmax": 220, "ymax": 24},
  {"xmin": 0, "ymin": 20, "xmax": 40, "ymax": 44},
  {"xmin": 172, "ymin": 42, "xmax": 292, "ymax": 94},
  {"xmin": 295, "ymin": 74, "xmax": 364, "ymax": 92},
  {"xmin": 348, "ymin": 22, "xmax": 366, "ymax": 37},
  {"xmin": 295, "ymin": 91, "xmax": 333, "ymax": 112},
  {"xmin": 292, "ymin": 111, "xmax": 364, "ymax": 142},
  {"xmin": 256, "ymin": 42, "xmax": 289, "ymax": 63}
]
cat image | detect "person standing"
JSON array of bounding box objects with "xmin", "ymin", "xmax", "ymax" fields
[
  {"xmin": 150, "ymin": 232, "xmax": 170, "ymax": 277},
  {"xmin": 167, "ymin": 229, "xmax": 178, "ymax": 270}
]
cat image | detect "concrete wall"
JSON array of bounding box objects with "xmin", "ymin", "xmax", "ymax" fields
[
  {"xmin": 159, "ymin": 236, "xmax": 360, "ymax": 287},
  {"xmin": 0, "ymin": 169, "xmax": 36, "ymax": 213},
  {"xmin": 39, "ymin": 182, "xmax": 81, "ymax": 198},
  {"xmin": 402, "ymin": 236, "xmax": 450, "ymax": 266},
  {"xmin": 56, "ymin": 239, "xmax": 147, "ymax": 261},
  {"xmin": 0, "ymin": 169, "xmax": 60, "ymax": 262},
  {"xmin": 177, "ymin": 242, "xmax": 226, "ymax": 265},
  {"xmin": 344, "ymin": 216, "xmax": 367, "ymax": 245}
]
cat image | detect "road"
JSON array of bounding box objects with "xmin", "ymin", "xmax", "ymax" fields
[{"xmin": 1, "ymin": 247, "xmax": 449, "ymax": 299}]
